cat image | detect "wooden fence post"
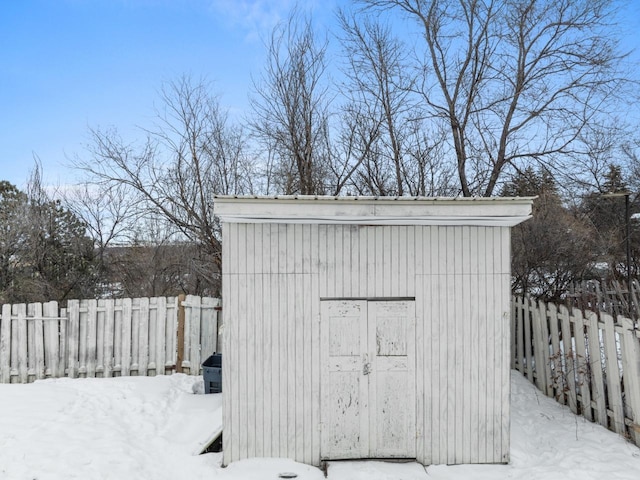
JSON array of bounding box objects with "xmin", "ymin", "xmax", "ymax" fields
[
  {"xmin": 176, "ymin": 294, "xmax": 186, "ymax": 373},
  {"xmin": 620, "ymin": 316, "xmax": 640, "ymax": 446}
]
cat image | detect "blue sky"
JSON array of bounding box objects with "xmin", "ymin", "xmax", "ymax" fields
[
  {"xmin": 0, "ymin": 0, "xmax": 343, "ymax": 188},
  {"xmin": 1, "ymin": 0, "xmax": 639, "ymax": 190}
]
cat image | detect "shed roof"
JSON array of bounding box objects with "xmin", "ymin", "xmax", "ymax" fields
[{"xmin": 213, "ymin": 195, "xmax": 534, "ymax": 227}]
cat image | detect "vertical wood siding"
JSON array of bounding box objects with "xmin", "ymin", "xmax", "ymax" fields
[{"xmin": 222, "ymin": 223, "xmax": 511, "ymax": 466}]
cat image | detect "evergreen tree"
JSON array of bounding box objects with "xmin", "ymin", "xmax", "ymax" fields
[
  {"xmin": 0, "ymin": 181, "xmax": 97, "ymax": 303},
  {"xmin": 503, "ymin": 169, "xmax": 596, "ymax": 300}
]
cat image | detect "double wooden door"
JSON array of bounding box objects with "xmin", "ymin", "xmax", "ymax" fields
[{"xmin": 320, "ymin": 300, "xmax": 416, "ymax": 460}]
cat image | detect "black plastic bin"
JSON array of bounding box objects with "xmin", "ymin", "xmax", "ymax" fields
[{"xmin": 202, "ymin": 354, "xmax": 222, "ymax": 394}]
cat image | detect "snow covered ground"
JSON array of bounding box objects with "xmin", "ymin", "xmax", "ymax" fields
[{"xmin": 1, "ymin": 372, "xmax": 639, "ymax": 480}]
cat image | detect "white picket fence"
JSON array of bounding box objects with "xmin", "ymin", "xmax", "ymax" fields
[
  {"xmin": 0, "ymin": 295, "xmax": 221, "ymax": 383},
  {"xmin": 512, "ymin": 296, "xmax": 640, "ymax": 447}
]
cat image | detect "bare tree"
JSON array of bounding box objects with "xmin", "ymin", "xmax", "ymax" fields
[
  {"xmin": 361, "ymin": 0, "xmax": 630, "ymax": 196},
  {"xmin": 332, "ymin": 11, "xmax": 457, "ymax": 196},
  {"xmin": 61, "ymin": 181, "xmax": 148, "ymax": 297},
  {"xmin": 339, "ymin": 12, "xmax": 414, "ymax": 195},
  {"xmin": 402, "ymin": 123, "xmax": 457, "ymax": 196},
  {"xmin": 0, "ymin": 162, "xmax": 97, "ymax": 303},
  {"xmin": 249, "ymin": 10, "xmax": 332, "ymax": 195},
  {"xmin": 621, "ymin": 135, "xmax": 640, "ymax": 196},
  {"xmin": 72, "ymin": 76, "xmax": 252, "ymax": 295},
  {"xmin": 63, "ymin": 182, "xmax": 138, "ymax": 253},
  {"xmin": 153, "ymin": 78, "xmax": 256, "ymax": 197}
]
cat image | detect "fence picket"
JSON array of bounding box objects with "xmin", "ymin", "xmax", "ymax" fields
[
  {"xmin": 79, "ymin": 300, "xmax": 89, "ymax": 376},
  {"xmin": 16, "ymin": 304, "xmax": 28, "ymax": 383},
  {"xmin": 96, "ymin": 300, "xmax": 104, "ymax": 376},
  {"xmin": 181, "ymin": 295, "xmax": 191, "ymax": 372},
  {"xmin": 572, "ymin": 309, "xmax": 592, "ymax": 421},
  {"xmin": 176, "ymin": 294, "xmax": 186, "ymax": 373},
  {"xmin": 27, "ymin": 304, "xmax": 36, "ymax": 380},
  {"xmin": 67, "ymin": 300, "xmax": 80, "ymax": 378},
  {"xmin": 103, "ymin": 299, "xmax": 115, "ymax": 378},
  {"xmin": 114, "ymin": 299, "xmax": 123, "ymax": 375},
  {"xmin": 202, "ymin": 297, "xmax": 219, "ymax": 360},
  {"xmin": 121, "ymin": 298, "xmax": 132, "ymax": 376},
  {"xmin": 620, "ymin": 316, "xmax": 640, "ymax": 447},
  {"xmin": 187, "ymin": 295, "xmax": 202, "ymax": 374},
  {"xmin": 166, "ymin": 297, "xmax": 178, "ymax": 372},
  {"xmin": 529, "ymin": 298, "xmax": 546, "ymax": 393},
  {"xmin": 31, "ymin": 302, "xmax": 45, "ymax": 380},
  {"xmin": 155, "ymin": 297, "xmax": 167, "ymax": 375},
  {"xmin": 523, "ymin": 298, "xmax": 533, "ymax": 382},
  {"xmin": 0, "ymin": 304, "xmax": 11, "ymax": 383},
  {"xmin": 43, "ymin": 302, "xmax": 60, "ymax": 379},
  {"xmin": 547, "ymin": 302, "xmax": 564, "ymax": 404},
  {"xmin": 10, "ymin": 306, "xmax": 18, "ymax": 381},
  {"xmin": 510, "ymin": 297, "xmax": 517, "ymax": 371},
  {"xmin": 131, "ymin": 298, "xmax": 140, "ymax": 374},
  {"xmin": 59, "ymin": 307, "xmax": 67, "ymax": 378},
  {"xmin": 86, "ymin": 299, "xmax": 98, "ymax": 377},
  {"xmin": 536, "ymin": 299, "xmax": 553, "ymax": 397},
  {"xmin": 78, "ymin": 301, "xmax": 88, "ymax": 376},
  {"xmin": 559, "ymin": 305, "xmax": 578, "ymax": 414},
  {"xmin": 148, "ymin": 297, "xmax": 157, "ymax": 374},
  {"xmin": 516, "ymin": 296, "xmax": 524, "ymax": 374},
  {"xmin": 601, "ymin": 312, "xmax": 625, "ymax": 434},
  {"xmin": 138, "ymin": 297, "xmax": 150, "ymax": 376},
  {"xmin": 585, "ymin": 310, "xmax": 608, "ymax": 427}
]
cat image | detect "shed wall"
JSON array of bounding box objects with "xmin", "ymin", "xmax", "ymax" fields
[{"xmin": 222, "ymin": 223, "xmax": 511, "ymax": 466}]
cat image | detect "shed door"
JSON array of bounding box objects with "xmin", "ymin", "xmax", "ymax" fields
[{"xmin": 320, "ymin": 300, "xmax": 416, "ymax": 460}]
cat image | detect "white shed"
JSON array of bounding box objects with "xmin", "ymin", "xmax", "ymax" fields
[{"xmin": 213, "ymin": 195, "xmax": 533, "ymax": 467}]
